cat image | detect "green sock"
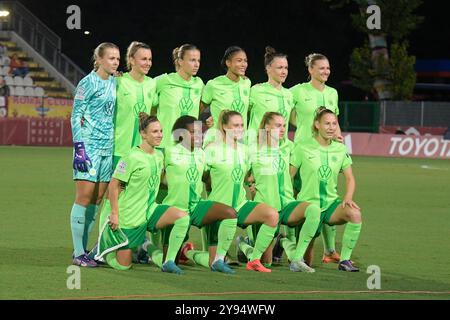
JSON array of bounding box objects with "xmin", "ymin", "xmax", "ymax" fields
[
  {"xmin": 286, "ymin": 226, "xmax": 297, "ymax": 242},
  {"xmin": 201, "ymin": 228, "xmax": 208, "ymax": 251},
  {"xmin": 280, "ymin": 238, "xmax": 296, "ymax": 261},
  {"xmin": 216, "ymin": 218, "xmax": 237, "ymax": 257},
  {"xmin": 83, "ymin": 204, "xmax": 99, "ymax": 250},
  {"xmin": 246, "ymin": 225, "xmax": 255, "ymax": 245},
  {"xmin": 322, "ymin": 224, "xmax": 337, "ymax": 253},
  {"xmin": 70, "ymin": 203, "xmax": 86, "ymax": 257},
  {"xmin": 165, "ymin": 215, "xmax": 190, "ymax": 262},
  {"xmin": 340, "ymin": 222, "xmax": 362, "ymax": 261},
  {"xmin": 105, "ymin": 252, "xmax": 132, "ymax": 271},
  {"xmin": 239, "ymin": 240, "xmax": 253, "ymax": 260},
  {"xmin": 146, "ymin": 242, "xmax": 163, "ymax": 268},
  {"xmin": 150, "ymin": 230, "xmax": 161, "ymax": 247},
  {"xmin": 249, "ymin": 224, "xmax": 277, "ymax": 261},
  {"xmin": 262, "ymin": 262, "xmax": 272, "ymax": 268},
  {"xmin": 185, "ymin": 249, "xmax": 210, "ymax": 268},
  {"xmin": 292, "ymin": 204, "xmax": 320, "ymax": 261}
]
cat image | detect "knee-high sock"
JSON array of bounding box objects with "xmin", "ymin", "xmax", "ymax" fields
[
  {"xmin": 185, "ymin": 249, "xmax": 210, "ymax": 268},
  {"xmin": 201, "ymin": 227, "xmax": 208, "ymax": 251},
  {"xmin": 280, "ymin": 238, "xmax": 297, "ymax": 261},
  {"xmin": 249, "ymin": 224, "xmax": 277, "ymax": 261},
  {"xmin": 165, "ymin": 215, "xmax": 190, "ymax": 263},
  {"xmin": 146, "ymin": 242, "xmax": 163, "ymax": 268},
  {"xmin": 246, "ymin": 225, "xmax": 255, "ymax": 245},
  {"xmin": 292, "ymin": 204, "xmax": 320, "ymax": 262},
  {"xmin": 106, "ymin": 252, "xmax": 132, "ymax": 271},
  {"xmin": 322, "ymin": 224, "xmax": 337, "ymax": 253},
  {"xmin": 239, "ymin": 240, "xmax": 253, "ymax": 261},
  {"xmin": 286, "ymin": 226, "xmax": 297, "ymax": 242},
  {"xmin": 150, "ymin": 230, "xmax": 161, "ymax": 247},
  {"xmin": 216, "ymin": 218, "xmax": 237, "ymax": 258},
  {"xmin": 71, "ymin": 203, "xmax": 87, "ymax": 257},
  {"xmin": 83, "ymin": 204, "xmax": 99, "ymax": 250},
  {"xmin": 340, "ymin": 222, "xmax": 362, "ymax": 261}
]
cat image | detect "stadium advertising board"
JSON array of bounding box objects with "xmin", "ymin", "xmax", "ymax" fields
[{"xmin": 7, "ymin": 96, "xmax": 73, "ymax": 119}]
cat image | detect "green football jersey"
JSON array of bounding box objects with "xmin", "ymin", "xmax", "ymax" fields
[
  {"xmin": 290, "ymin": 138, "xmax": 352, "ymax": 211},
  {"xmin": 205, "ymin": 141, "xmax": 249, "ymax": 210},
  {"xmin": 111, "ymin": 147, "xmax": 164, "ymax": 228},
  {"xmin": 290, "ymin": 81, "xmax": 339, "ymax": 142},
  {"xmin": 162, "ymin": 144, "xmax": 206, "ymax": 213},
  {"xmin": 248, "ymin": 82, "xmax": 293, "ymax": 139},
  {"xmin": 155, "ymin": 72, "xmax": 204, "ymax": 148},
  {"xmin": 250, "ymin": 139, "xmax": 295, "ymax": 211},
  {"xmin": 113, "ymin": 73, "xmax": 158, "ymax": 158},
  {"xmin": 201, "ymin": 75, "xmax": 251, "ymax": 128}
]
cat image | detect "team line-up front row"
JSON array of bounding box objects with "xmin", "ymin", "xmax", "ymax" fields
[{"xmin": 69, "ymin": 41, "xmax": 362, "ymax": 275}]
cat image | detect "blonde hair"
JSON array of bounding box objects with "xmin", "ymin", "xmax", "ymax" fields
[
  {"xmin": 126, "ymin": 41, "xmax": 151, "ymax": 71},
  {"xmin": 92, "ymin": 42, "xmax": 119, "ymax": 71},
  {"xmin": 217, "ymin": 109, "xmax": 242, "ymax": 135},
  {"xmin": 172, "ymin": 44, "xmax": 199, "ymax": 70},
  {"xmin": 258, "ymin": 111, "xmax": 284, "ymax": 144},
  {"xmin": 305, "ymin": 53, "xmax": 328, "ymax": 80}
]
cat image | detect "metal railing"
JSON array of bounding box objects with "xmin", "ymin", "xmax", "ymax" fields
[
  {"xmin": 0, "ymin": 1, "xmax": 86, "ymax": 86},
  {"xmin": 380, "ymin": 101, "xmax": 450, "ymax": 127}
]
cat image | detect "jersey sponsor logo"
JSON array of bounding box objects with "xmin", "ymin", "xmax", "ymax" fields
[
  {"xmin": 179, "ymin": 97, "xmax": 194, "ymax": 116},
  {"xmin": 116, "ymin": 161, "xmax": 127, "ymax": 174},
  {"xmin": 148, "ymin": 174, "xmax": 159, "ymax": 190},
  {"xmin": 318, "ymin": 165, "xmax": 332, "ymax": 181},
  {"xmin": 133, "ymin": 102, "xmax": 148, "ymax": 116},
  {"xmin": 272, "ymin": 157, "xmax": 286, "ymax": 173},
  {"xmin": 186, "ymin": 167, "xmax": 199, "ymax": 184},
  {"xmin": 103, "ymin": 101, "xmax": 114, "ymax": 116},
  {"xmin": 231, "ymin": 99, "xmax": 245, "ymax": 114},
  {"xmin": 231, "ymin": 167, "xmax": 244, "ymax": 183}
]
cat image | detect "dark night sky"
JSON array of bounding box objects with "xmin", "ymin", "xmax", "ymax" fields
[{"xmin": 14, "ymin": 0, "xmax": 450, "ymax": 99}]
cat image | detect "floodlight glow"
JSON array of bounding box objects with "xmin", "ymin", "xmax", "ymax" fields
[{"xmin": 0, "ymin": 10, "xmax": 10, "ymax": 17}]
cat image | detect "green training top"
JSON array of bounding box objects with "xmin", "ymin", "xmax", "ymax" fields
[
  {"xmin": 250, "ymin": 139, "xmax": 295, "ymax": 211},
  {"xmin": 162, "ymin": 143, "xmax": 206, "ymax": 213},
  {"xmin": 113, "ymin": 73, "xmax": 158, "ymax": 158},
  {"xmin": 201, "ymin": 75, "xmax": 251, "ymax": 128},
  {"xmin": 205, "ymin": 141, "xmax": 249, "ymax": 210},
  {"xmin": 155, "ymin": 72, "xmax": 204, "ymax": 148},
  {"xmin": 248, "ymin": 82, "xmax": 293, "ymax": 139},
  {"xmin": 290, "ymin": 138, "xmax": 352, "ymax": 211},
  {"xmin": 290, "ymin": 81, "xmax": 339, "ymax": 142},
  {"xmin": 112, "ymin": 146, "xmax": 164, "ymax": 228}
]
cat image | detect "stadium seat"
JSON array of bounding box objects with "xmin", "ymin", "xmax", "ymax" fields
[
  {"xmin": 2, "ymin": 65, "xmax": 9, "ymax": 75},
  {"xmin": 8, "ymin": 86, "xmax": 14, "ymax": 95},
  {"xmin": 0, "ymin": 55, "xmax": 10, "ymax": 66},
  {"xmin": 14, "ymin": 76, "xmax": 24, "ymax": 86},
  {"xmin": 23, "ymin": 76, "xmax": 33, "ymax": 86},
  {"xmin": 24, "ymin": 86, "xmax": 35, "ymax": 96},
  {"xmin": 4, "ymin": 75, "xmax": 14, "ymax": 86},
  {"xmin": 14, "ymin": 86, "xmax": 25, "ymax": 96},
  {"xmin": 34, "ymin": 86, "xmax": 44, "ymax": 97}
]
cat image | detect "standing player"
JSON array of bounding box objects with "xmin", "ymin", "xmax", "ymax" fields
[
  {"xmin": 248, "ymin": 47, "xmax": 293, "ymax": 141},
  {"xmin": 70, "ymin": 42, "xmax": 119, "ymax": 267},
  {"xmin": 154, "ymin": 44, "xmax": 204, "ymax": 149},
  {"xmin": 113, "ymin": 41, "xmax": 157, "ymax": 169},
  {"xmin": 145, "ymin": 116, "xmax": 238, "ymax": 274},
  {"xmin": 201, "ymin": 46, "xmax": 251, "ymax": 132},
  {"xmin": 96, "ymin": 113, "xmax": 190, "ymax": 274},
  {"xmin": 290, "ymin": 53, "xmax": 343, "ymax": 263},
  {"xmin": 204, "ymin": 110, "xmax": 279, "ymax": 273},
  {"xmin": 289, "ymin": 108, "xmax": 362, "ymax": 272},
  {"xmin": 238, "ymin": 112, "xmax": 321, "ymax": 272}
]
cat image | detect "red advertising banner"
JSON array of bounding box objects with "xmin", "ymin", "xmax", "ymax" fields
[
  {"xmin": 0, "ymin": 118, "xmax": 72, "ymax": 146},
  {"xmin": 343, "ymin": 132, "xmax": 450, "ymax": 159}
]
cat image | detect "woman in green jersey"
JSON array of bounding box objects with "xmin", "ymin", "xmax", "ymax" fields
[
  {"xmin": 96, "ymin": 113, "xmax": 190, "ymax": 274},
  {"xmin": 113, "ymin": 41, "xmax": 158, "ymax": 169},
  {"xmin": 289, "ymin": 108, "xmax": 362, "ymax": 272},
  {"xmin": 153, "ymin": 44, "xmax": 204, "ymax": 149},
  {"xmin": 238, "ymin": 112, "xmax": 321, "ymax": 272},
  {"xmin": 204, "ymin": 110, "xmax": 279, "ymax": 273},
  {"xmin": 201, "ymin": 46, "xmax": 251, "ymax": 131},
  {"xmin": 145, "ymin": 115, "xmax": 238, "ymax": 274},
  {"xmin": 290, "ymin": 53, "xmax": 343, "ymax": 264},
  {"xmin": 248, "ymin": 47, "xmax": 293, "ymax": 142}
]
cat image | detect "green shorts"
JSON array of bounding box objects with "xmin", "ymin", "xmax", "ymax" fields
[
  {"xmin": 120, "ymin": 223, "xmax": 147, "ymax": 250},
  {"xmin": 313, "ymin": 199, "xmax": 342, "ymax": 238},
  {"xmin": 190, "ymin": 200, "xmax": 215, "ymax": 228},
  {"xmin": 146, "ymin": 204, "xmax": 171, "ymax": 233},
  {"xmin": 293, "ymin": 170, "xmax": 302, "ymax": 194},
  {"xmin": 279, "ymin": 201, "xmax": 303, "ymax": 226},
  {"xmin": 236, "ymin": 201, "xmax": 259, "ymax": 229}
]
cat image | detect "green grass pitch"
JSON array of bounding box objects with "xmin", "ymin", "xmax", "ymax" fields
[{"xmin": 1, "ymin": 146, "xmax": 449, "ymax": 300}]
